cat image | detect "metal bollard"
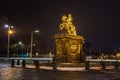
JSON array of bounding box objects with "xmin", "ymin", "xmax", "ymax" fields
[
  {"xmin": 53, "ymin": 61, "xmax": 57, "ymax": 70},
  {"xmin": 85, "ymin": 61, "xmax": 90, "ymax": 70},
  {"xmin": 17, "ymin": 59, "xmax": 20, "ymax": 65},
  {"xmin": 35, "ymin": 60, "xmax": 39, "ymax": 69},
  {"xmin": 53, "ymin": 56, "xmax": 57, "ymax": 71},
  {"xmin": 22, "ymin": 60, "xmax": 26, "ymax": 68},
  {"xmin": 11, "ymin": 59, "xmax": 15, "ymax": 67},
  {"xmin": 114, "ymin": 61, "xmax": 119, "ymax": 69},
  {"xmin": 101, "ymin": 61, "xmax": 106, "ymax": 70}
]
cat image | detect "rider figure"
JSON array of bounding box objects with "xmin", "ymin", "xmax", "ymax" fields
[{"xmin": 59, "ymin": 14, "xmax": 77, "ymax": 36}]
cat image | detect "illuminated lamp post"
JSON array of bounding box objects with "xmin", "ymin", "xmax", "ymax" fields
[
  {"xmin": 5, "ymin": 24, "xmax": 14, "ymax": 57},
  {"xmin": 30, "ymin": 30, "xmax": 39, "ymax": 58},
  {"xmin": 18, "ymin": 41, "xmax": 24, "ymax": 57}
]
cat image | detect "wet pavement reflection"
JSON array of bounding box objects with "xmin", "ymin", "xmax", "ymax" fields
[{"xmin": 0, "ymin": 63, "xmax": 120, "ymax": 80}]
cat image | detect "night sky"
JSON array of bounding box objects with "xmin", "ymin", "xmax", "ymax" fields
[{"xmin": 0, "ymin": 0, "xmax": 120, "ymax": 52}]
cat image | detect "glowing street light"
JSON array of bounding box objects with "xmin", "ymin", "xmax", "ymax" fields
[
  {"xmin": 8, "ymin": 30, "xmax": 13, "ymax": 34},
  {"xmin": 30, "ymin": 30, "xmax": 39, "ymax": 58},
  {"xmin": 18, "ymin": 41, "xmax": 24, "ymax": 56},
  {"xmin": 5, "ymin": 24, "xmax": 14, "ymax": 57}
]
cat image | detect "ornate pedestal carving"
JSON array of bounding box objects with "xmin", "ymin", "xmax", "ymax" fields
[{"xmin": 54, "ymin": 33, "xmax": 84, "ymax": 63}]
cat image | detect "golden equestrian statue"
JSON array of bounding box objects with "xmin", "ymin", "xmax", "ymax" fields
[{"xmin": 59, "ymin": 14, "xmax": 77, "ymax": 36}]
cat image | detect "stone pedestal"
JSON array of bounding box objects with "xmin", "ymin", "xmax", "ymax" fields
[{"xmin": 53, "ymin": 33, "xmax": 85, "ymax": 63}]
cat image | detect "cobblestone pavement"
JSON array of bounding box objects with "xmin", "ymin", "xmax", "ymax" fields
[{"xmin": 0, "ymin": 63, "xmax": 120, "ymax": 80}]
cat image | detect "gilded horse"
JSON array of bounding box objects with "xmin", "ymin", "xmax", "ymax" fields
[{"xmin": 59, "ymin": 14, "xmax": 77, "ymax": 36}]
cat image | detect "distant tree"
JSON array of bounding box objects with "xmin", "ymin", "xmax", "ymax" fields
[
  {"xmin": 83, "ymin": 41, "xmax": 92, "ymax": 56},
  {"xmin": 10, "ymin": 43, "xmax": 27, "ymax": 57},
  {"xmin": 33, "ymin": 40, "xmax": 51, "ymax": 55}
]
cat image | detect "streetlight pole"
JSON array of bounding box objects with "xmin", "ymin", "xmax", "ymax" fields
[
  {"xmin": 18, "ymin": 41, "xmax": 23, "ymax": 57},
  {"xmin": 5, "ymin": 24, "xmax": 14, "ymax": 57},
  {"xmin": 30, "ymin": 30, "xmax": 39, "ymax": 58},
  {"xmin": 7, "ymin": 27, "xmax": 10, "ymax": 57},
  {"xmin": 30, "ymin": 31, "xmax": 33, "ymax": 58}
]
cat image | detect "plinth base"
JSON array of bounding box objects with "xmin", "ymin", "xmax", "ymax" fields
[
  {"xmin": 54, "ymin": 33, "xmax": 85, "ymax": 63},
  {"xmin": 58, "ymin": 63, "xmax": 85, "ymax": 67}
]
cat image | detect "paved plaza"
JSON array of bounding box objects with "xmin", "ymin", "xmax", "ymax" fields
[{"xmin": 0, "ymin": 63, "xmax": 120, "ymax": 80}]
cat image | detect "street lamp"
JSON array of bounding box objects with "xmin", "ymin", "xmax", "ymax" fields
[
  {"xmin": 18, "ymin": 41, "xmax": 24, "ymax": 57},
  {"xmin": 30, "ymin": 30, "xmax": 39, "ymax": 58},
  {"xmin": 5, "ymin": 24, "xmax": 14, "ymax": 57}
]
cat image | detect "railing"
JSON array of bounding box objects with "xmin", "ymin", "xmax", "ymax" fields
[
  {"xmin": 0, "ymin": 57, "xmax": 54, "ymax": 69},
  {"xmin": 85, "ymin": 59, "xmax": 120, "ymax": 70},
  {"xmin": 0, "ymin": 57, "xmax": 119, "ymax": 71},
  {"xmin": 0, "ymin": 57, "xmax": 53, "ymax": 60},
  {"xmin": 86, "ymin": 59, "xmax": 120, "ymax": 62}
]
